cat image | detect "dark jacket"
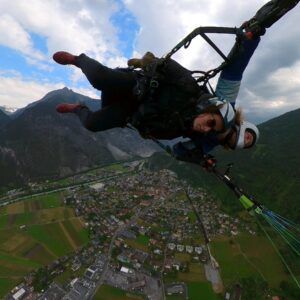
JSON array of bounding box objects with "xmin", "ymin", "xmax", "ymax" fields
[{"xmin": 130, "ymin": 58, "xmax": 209, "ymax": 139}]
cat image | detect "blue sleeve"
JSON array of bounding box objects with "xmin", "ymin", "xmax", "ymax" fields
[
  {"xmin": 172, "ymin": 141, "xmax": 204, "ymax": 164},
  {"xmin": 171, "ymin": 135, "xmax": 220, "ymax": 164},
  {"xmin": 215, "ymin": 38, "xmax": 260, "ymax": 106}
]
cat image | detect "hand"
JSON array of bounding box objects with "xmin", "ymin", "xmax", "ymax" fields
[
  {"xmin": 202, "ymin": 155, "xmax": 217, "ymax": 172},
  {"xmin": 241, "ymin": 18, "xmax": 266, "ymax": 40},
  {"xmin": 127, "ymin": 52, "xmax": 156, "ymax": 69}
]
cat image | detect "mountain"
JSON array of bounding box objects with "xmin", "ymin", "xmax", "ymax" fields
[
  {"xmin": 214, "ymin": 108, "xmax": 300, "ymax": 221},
  {"xmin": 146, "ymin": 109, "xmax": 300, "ymax": 221},
  {"xmin": 0, "ymin": 88, "xmax": 159, "ymax": 189},
  {"xmin": 0, "ymin": 109, "xmax": 10, "ymax": 128}
]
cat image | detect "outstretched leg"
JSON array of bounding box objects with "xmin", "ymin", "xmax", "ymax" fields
[
  {"xmin": 75, "ymin": 54, "xmax": 137, "ymax": 91},
  {"xmin": 53, "ymin": 51, "xmax": 137, "ymax": 92},
  {"xmin": 59, "ymin": 101, "xmax": 132, "ymax": 132}
]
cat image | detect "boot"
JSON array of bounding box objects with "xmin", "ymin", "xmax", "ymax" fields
[
  {"xmin": 56, "ymin": 103, "xmax": 83, "ymax": 113},
  {"xmin": 53, "ymin": 51, "xmax": 78, "ymax": 65}
]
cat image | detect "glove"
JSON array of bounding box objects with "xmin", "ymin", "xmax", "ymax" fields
[
  {"xmin": 127, "ymin": 51, "xmax": 156, "ymax": 69},
  {"xmin": 202, "ymin": 155, "xmax": 217, "ymax": 172},
  {"xmin": 241, "ymin": 18, "xmax": 266, "ymax": 40}
]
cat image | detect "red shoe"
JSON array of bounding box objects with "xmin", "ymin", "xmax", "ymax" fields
[
  {"xmin": 53, "ymin": 51, "xmax": 78, "ymax": 65},
  {"xmin": 56, "ymin": 103, "xmax": 83, "ymax": 113}
]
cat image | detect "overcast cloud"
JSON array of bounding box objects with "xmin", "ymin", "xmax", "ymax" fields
[{"xmin": 0, "ymin": 0, "xmax": 299, "ymax": 124}]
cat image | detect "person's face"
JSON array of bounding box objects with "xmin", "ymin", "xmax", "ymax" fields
[
  {"xmin": 192, "ymin": 113, "xmax": 224, "ymax": 133},
  {"xmin": 227, "ymin": 129, "xmax": 255, "ymax": 149}
]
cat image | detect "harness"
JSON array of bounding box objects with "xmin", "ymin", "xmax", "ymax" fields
[{"xmin": 130, "ymin": 26, "xmax": 245, "ymax": 138}]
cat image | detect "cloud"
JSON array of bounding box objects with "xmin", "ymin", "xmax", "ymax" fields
[
  {"xmin": 0, "ymin": 72, "xmax": 98, "ymax": 108},
  {"xmin": 0, "ymin": 0, "xmax": 130, "ymax": 104},
  {"xmin": 236, "ymin": 59, "xmax": 300, "ymax": 124},
  {"xmin": 0, "ymin": 0, "xmax": 122, "ymax": 62},
  {"xmin": 123, "ymin": 0, "xmax": 263, "ymax": 67},
  {"xmin": 123, "ymin": 0, "xmax": 300, "ymax": 123},
  {"xmin": 0, "ymin": 14, "xmax": 46, "ymax": 63}
]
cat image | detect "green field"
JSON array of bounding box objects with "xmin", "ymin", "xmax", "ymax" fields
[
  {"xmin": 94, "ymin": 284, "xmax": 144, "ymax": 300},
  {"xmin": 0, "ymin": 278, "xmax": 18, "ymax": 297},
  {"xmin": 0, "ymin": 214, "xmax": 8, "ymax": 229},
  {"xmin": 0, "ymin": 251, "xmax": 41, "ymax": 269},
  {"xmin": 125, "ymin": 239, "xmax": 149, "ymax": 252},
  {"xmin": 0, "ymin": 206, "xmax": 7, "ymax": 216},
  {"xmin": 136, "ymin": 235, "xmax": 150, "ymax": 246},
  {"xmin": 188, "ymin": 212, "xmax": 197, "ymax": 223},
  {"xmin": 103, "ymin": 164, "xmax": 127, "ymax": 172},
  {"xmin": 187, "ymin": 282, "xmax": 219, "ymax": 300},
  {"xmin": 25, "ymin": 193, "xmax": 63, "ymax": 210},
  {"xmin": 0, "ymin": 194, "xmax": 89, "ymax": 298},
  {"xmin": 175, "ymin": 253, "xmax": 191, "ymax": 263},
  {"xmin": 54, "ymin": 265, "xmax": 86, "ymax": 285},
  {"xmin": 210, "ymin": 234, "xmax": 289, "ymax": 288},
  {"xmin": 62, "ymin": 219, "xmax": 89, "ymax": 247},
  {"xmin": 166, "ymin": 295, "xmax": 185, "ymax": 300},
  {"xmin": 1, "ymin": 193, "xmax": 63, "ymax": 217},
  {"xmin": 26, "ymin": 223, "xmax": 73, "ymax": 256},
  {"xmin": 178, "ymin": 263, "xmax": 206, "ymax": 282}
]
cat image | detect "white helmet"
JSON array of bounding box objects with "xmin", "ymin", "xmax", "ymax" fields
[
  {"xmin": 207, "ymin": 97, "xmax": 236, "ymax": 131},
  {"xmin": 218, "ymin": 101, "xmax": 236, "ymax": 130},
  {"xmin": 235, "ymin": 121, "xmax": 259, "ymax": 149}
]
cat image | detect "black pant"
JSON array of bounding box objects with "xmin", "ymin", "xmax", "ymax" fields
[{"xmin": 74, "ymin": 54, "xmax": 138, "ymax": 132}]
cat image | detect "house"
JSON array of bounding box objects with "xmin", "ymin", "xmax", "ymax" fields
[
  {"xmin": 186, "ymin": 245, "xmax": 193, "ymax": 253},
  {"xmin": 195, "ymin": 247, "xmax": 203, "ymax": 254},
  {"xmin": 12, "ymin": 288, "xmax": 26, "ymax": 300},
  {"xmin": 177, "ymin": 245, "xmax": 184, "ymax": 252}
]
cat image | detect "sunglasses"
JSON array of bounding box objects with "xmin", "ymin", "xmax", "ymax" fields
[{"xmin": 206, "ymin": 114, "xmax": 217, "ymax": 130}]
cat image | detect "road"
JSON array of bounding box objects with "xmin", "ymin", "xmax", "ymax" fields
[
  {"xmin": 184, "ymin": 188, "xmax": 224, "ymax": 294},
  {"xmin": 204, "ymin": 262, "xmax": 223, "ymax": 294}
]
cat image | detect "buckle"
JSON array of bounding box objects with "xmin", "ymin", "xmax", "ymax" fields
[{"xmin": 150, "ymin": 79, "xmax": 159, "ymax": 88}]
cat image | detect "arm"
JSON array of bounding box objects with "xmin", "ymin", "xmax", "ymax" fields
[
  {"xmin": 170, "ymin": 134, "xmax": 219, "ymax": 165},
  {"xmin": 215, "ymin": 0, "xmax": 299, "ymax": 106},
  {"xmin": 215, "ymin": 38, "xmax": 260, "ymax": 107},
  {"xmin": 252, "ymin": 0, "xmax": 299, "ymax": 29}
]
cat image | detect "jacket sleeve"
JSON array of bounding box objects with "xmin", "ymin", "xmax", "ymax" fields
[
  {"xmin": 171, "ymin": 140, "xmax": 205, "ymax": 164},
  {"xmin": 215, "ymin": 38, "xmax": 260, "ymax": 106}
]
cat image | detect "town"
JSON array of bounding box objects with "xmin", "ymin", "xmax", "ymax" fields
[{"xmin": 3, "ymin": 160, "xmax": 258, "ymax": 300}]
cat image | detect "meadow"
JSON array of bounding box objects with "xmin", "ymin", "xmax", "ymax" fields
[
  {"xmin": 0, "ymin": 191, "xmax": 89, "ymax": 298},
  {"xmin": 94, "ymin": 284, "xmax": 144, "ymax": 300},
  {"xmin": 210, "ymin": 233, "xmax": 289, "ymax": 287}
]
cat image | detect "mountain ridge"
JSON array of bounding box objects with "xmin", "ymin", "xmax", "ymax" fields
[{"xmin": 0, "ymin": 88, "xmax": 159, "ymax": 190}]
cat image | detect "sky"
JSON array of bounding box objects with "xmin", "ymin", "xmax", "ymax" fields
[{"xmin": 0, "ymin": 0, "xmax": 299, "ymax": 124}]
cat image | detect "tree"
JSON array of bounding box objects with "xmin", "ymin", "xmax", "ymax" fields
[
  {"xmin": 239, "ymin": 276, "xmax": 268, "ymax": 300},
  {"xmin": 279, "ymin": 281, "xmax": 300, "ymax": 300}
]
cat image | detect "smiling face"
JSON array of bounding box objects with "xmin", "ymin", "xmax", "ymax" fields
[{"xmin": 192, "ymin": 113, "xmax": 224, "ymax": 133}]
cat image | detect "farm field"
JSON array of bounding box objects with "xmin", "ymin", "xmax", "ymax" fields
[
  {"xmin": 210, "ymin": 233, "xmax": 289, "ymax": 288},
  {"xmin": 0, "ymin": 192, "xmax": 89, "ymax": 298},
  {"xmin": 124, "ymin": 238, "xmax": 149, "ymax": 253},
  {"xmin": 94, "ymin": 284, "xmax": 144, "ymax": 300},
  {"xmin": 187, "ymin": 282, "xmax": 220, "ymax": 300}
]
